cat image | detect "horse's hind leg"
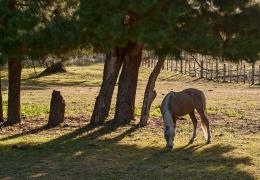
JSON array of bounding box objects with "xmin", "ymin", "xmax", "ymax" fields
[
  {"xmin": 189, "ymin": 111, "xmax": 198, "ymax": 144},
  {"xmin": 197, "ymin": 109, "xmax": 211, "ymax": 144}
]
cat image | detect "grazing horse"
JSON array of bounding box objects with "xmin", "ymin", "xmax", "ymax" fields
[{"xmin": 160, "ymin": 88, "xmax": 211, "ymax": 150}]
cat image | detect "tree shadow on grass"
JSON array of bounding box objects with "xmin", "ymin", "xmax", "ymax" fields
[{"xmin": 0, "ymin": 122, "xmax": 254, "ymax": 179}]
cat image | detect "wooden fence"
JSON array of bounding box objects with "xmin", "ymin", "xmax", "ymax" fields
[{"xmin": 142, "ymin": 53, "xmax": 260, "ymax": 85}]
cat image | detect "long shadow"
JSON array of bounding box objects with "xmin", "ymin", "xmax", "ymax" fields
[
  {"xmin": 0, "ymin": 125, "xmax": 46, "ymax": 141},
  {"xmin": 0, "ymin": 120, "xmax": 115, "ymax": 142},
  {"xmin": 0, "ymin": 122, "xmax": 255, "ymax": 179}
]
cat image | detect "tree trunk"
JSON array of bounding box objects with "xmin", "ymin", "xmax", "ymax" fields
[
  {"xmin": 139, "ymin": 55, "xmax": 166, "ymax": 127},
  {"xmin": 47, "ymin": 91, "xmax": 65, "ymax": 128},
  {"xmin": 7, "ymin": 59, "xmax": 22, "ymax": 125},
  {"xmin": 0, "ymin": 67, "xmax": 3, "ymax": 123},
  {"xmin": 114, "ymin": 43, "xmax": 143, "ymax": 124},
  {"xmin": 47, "ymin": 90, "xmax": 65, "ymax": 128},
  {"xmin": 90, "ymin": 49, "xmax": 125, "ymax": 125}
]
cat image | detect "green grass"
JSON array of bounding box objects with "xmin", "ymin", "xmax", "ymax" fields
[{"xmin": 0, "ymin": 64, "xmax": 259, "ymax": 179}]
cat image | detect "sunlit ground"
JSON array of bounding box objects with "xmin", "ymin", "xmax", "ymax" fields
[{"xmin": 0, "ymin": 64, "xmax": 259, "ymax": 179}]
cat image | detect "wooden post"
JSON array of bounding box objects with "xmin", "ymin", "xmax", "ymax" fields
[
  {"xmin": 162, "ymin": 60, "xmax": 165, "ymax": 70},
  {"xmin": 215, "ymin": 59, "xmax": 219, "ymax": 81},
  {"xmin": 243, "ymin": 65, "xmax": 246, "ymax": 84},
  {"xmin": 188, "ymin": 59, "xmax": 191, "ymax": 76},
  {"xmin": 194, "ymin": 61, "xmax": 196, "ymax": 77},
  {"xmin": 200, "ymin": 61, "xmax": 204, "ymax": 78},
  {"xmin": 180, "ymin": 59, "xmax": 183, "ymax": 74},
  {"xmin": 259, "ymin": 65, "xmax": 260, "ymax": 84},
  {"xmin": 229, "ymin": 65, "xmax": 232, "ymax": 83},
  {"xmin": 171, "ymin": 60, "xmax": 173, "ymax": 71},
  {"xmin": 210, "ymin": 60, "xmax": 213, "ymax": 80},
  {"xmin": 175, "ymin": 60, "xmax": 178, "ymax": 72},
  {"xmin": 184, "ymin": 60, "xmax": 187, "ymax": 74},
  {"xmin": 236, "ymin": 64, "xmax": 239, "ymax": 83},
  {"xmin": 252, "ymin": 63, "xmax": 255, "ymax": 85},
  {"xmin": 166, "ymin": 59, "xmax": 168, "ymax": 70},
  {"xmin": 223, "ymin": 64, "xmax": 226, "ymax": 82},
  {"xmin": 47, "ymin": 90, "xmax": 65, "ymax": 128},
  {"xmin": 205, "ymin": 60, "xmax": 208, "ymax": 79}
]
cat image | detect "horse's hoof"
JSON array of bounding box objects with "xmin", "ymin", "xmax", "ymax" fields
[
  {"xmin": 189, "ymin": 140, "xmax": 194, "ymax": 144},
  {"xmin": 206, "ymin": 140, "xmax": 211, "ymax": 144}
]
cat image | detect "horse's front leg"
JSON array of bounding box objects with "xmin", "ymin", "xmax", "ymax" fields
[{"xmin": 189, "ymin": 111, "xmax": 198, "ymax": 144}]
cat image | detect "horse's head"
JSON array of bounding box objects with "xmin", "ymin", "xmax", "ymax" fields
[
  {"xmin": 162, "ymin": 112, "xmax": 175, "ymax": 150},
  {"xmin": 161, "ymin": 93, "xmax": 176, "ymax": 150}
]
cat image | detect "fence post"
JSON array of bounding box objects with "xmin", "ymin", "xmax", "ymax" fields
[
  {"xmin": 184, "ymin": 60, "xmax": 187, "ymax": 74},
  {"xmin": 259, "ymin": 65, "xmax": 260, "ymax": 84},
  {"xmin": 200, "ymin": 61, "xmax": 204, "ymax": 78},
  {"xmin": 236, "ymin": 64, "xmax": 239, "ymax": 83},
  {"xmin": 252, "ymin": 62, "xmax": 255, "ymax": 85},
  {"xmin": 189, "ymin": 59, "xmax": 191, "ymax": 76},
  {"xmin": 215, "ymin": 59, "xmax": 219, "ymax": 81},
  {"xmin": 229, "ymin": 65, "xmax": 232, "ymax": 83},
  {"xmin": 194, "ymin": 61, "xmax": 196, "ymax": 77},
  {"xmin": 175, "ymin": 60, "xmax": 178, "ymax": 72},
  {"xmin": 171, "ymin": 60, "xmax": 173, "ymax": 71},
  {"xmin": 162, "ymin": 60, "xmax": 165, "ymax": 70},
  {"xmin": 180, "ymin": 59, "xmax": 183, "ymax": 74},
  {"xmin": 166, "ymin": 59, "xmax": 169, "ymax": 70},
  {"xmin": 223, "ymin": 64, "xmax": 226, "ymax": 82},
  {"xmin": 205, "ymin": 60, "xmax": 208, "ymax": 79},
  {"xmin": 243, "ymin": 65, "xmax": 246, "ymax": 84}
]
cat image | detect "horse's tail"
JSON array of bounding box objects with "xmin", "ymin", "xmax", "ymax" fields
[{"xmin": 199, "ymin": 91, "xmax": 211, "ymax": 142}]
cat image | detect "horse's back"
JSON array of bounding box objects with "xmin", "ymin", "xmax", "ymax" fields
[{"xmin": 182, "ymin": 88, "xmax": 206, "ymax": 110}]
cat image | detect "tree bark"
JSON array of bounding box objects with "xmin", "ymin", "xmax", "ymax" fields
[
  {"xmin": 47, "ymin": 90, "xmax": 65, "ymax": 128},
  {"xmin": 114, "ymin": 43, "xmax": 143, "ymax": 124},
  {"xmin": 7, "ymin": 59, "xmax": 22, "ymax": 125},
  {"xmin": 0, "ymin": 67, "xmax": 3, "ymax": 123},
  {"xmin": 139, "ymin": 55, "xmax": 166, "ymax": 127},
  {"xmin": 90, "ymin": 48, "xmax": 125, "ymax": 125}
]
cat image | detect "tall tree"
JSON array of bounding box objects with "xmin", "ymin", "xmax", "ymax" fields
[
  {"xmin": 1, "ymin": 0, "xmax": 258, "ymax": 126},
  {"xmin": 78, "ymin": 0, "xmax": 259, "ymax": 125},
  {"xmin": 0, "ymin": 0, "xmax": 80, "ymax": 124}
]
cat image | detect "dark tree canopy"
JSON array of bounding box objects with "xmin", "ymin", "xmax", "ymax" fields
[{"xmin": 0, "ymin": 0, "xmax": 259, "ymax": 63}]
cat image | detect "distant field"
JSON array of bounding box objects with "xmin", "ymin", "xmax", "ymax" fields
[{"xmin": 0, "ymin": 64, "xmax": 259, "ymax": 179}]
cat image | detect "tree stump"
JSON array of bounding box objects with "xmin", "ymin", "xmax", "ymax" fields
[{"xmin": 47, "ymin": 90, "xmax": 65, "ymax": 128}]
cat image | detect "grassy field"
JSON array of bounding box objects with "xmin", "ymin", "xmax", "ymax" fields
[{"xmin": 0, "ymin": 64, "xmax": 259, "ymax": 179}]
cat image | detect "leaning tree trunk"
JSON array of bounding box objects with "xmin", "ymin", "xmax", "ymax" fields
[
  {"xmin": 139, "ymin": 55, "xmax": 166, "ymax": 127},
  {"xmin": 0, "ymin": 67, "xmax": 3, "ymax": 123},
  {"xmin": 90, "ymin": 49, "xmax": 125, "ymax": 125},
  {"xmin": 7, "ymin": 59, "xmax": 22, "ymax": 125},
  {"xmin": 114, "ymin": 43, "xmax": 143, "ymax": 124}
]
